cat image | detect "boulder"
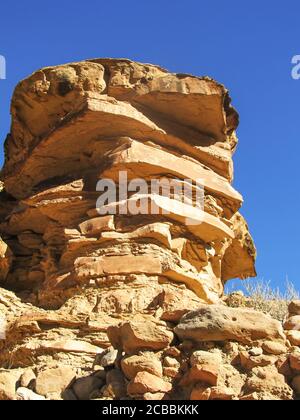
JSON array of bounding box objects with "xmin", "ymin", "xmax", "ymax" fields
[
  {"xmin": 127, "ymin": 371, "xmax": 172, "ymax": 395},
  {"xmin": 175, "ymin": 305, "xmax": 285, "ymax": 344},
  {"xmin": 181, "ymin": 351, "xmax": 222, "ymax": 386},
  {"xmin": 244, "ymin": 366, "xmax": 293, "ymax": 400},
  {"xmin": 121, "ymin": 354, "xmax": 163, "ymax": 379},
  {"xmin": 286, "ymin": 330, "xmax": 300, "ymax": 346},
  {"xmin": 0, "ymin": 370, "xmax": 21, "ymax": 400},
  {"xmin": 107, "ymin": 316, "xmax": 173, "ymax": 354},
  {"xmin": 35, "ymin": 366, "xmax": 76, "ymax": 397},
  {"xmin": 262, "ymin": 341, "xmax": 287, "ymax": 355}
]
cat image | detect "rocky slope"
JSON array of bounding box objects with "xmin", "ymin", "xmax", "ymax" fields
[{"xmin": 0, "ymin": 58, "xmax": 298, "ymax": 400}]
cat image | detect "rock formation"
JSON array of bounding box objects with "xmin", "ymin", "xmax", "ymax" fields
[{"xmin": 0, "ymin": 59, "xmax": 298, "ymax": 401}]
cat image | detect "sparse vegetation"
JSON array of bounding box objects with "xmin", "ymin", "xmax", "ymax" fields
[{"xmin": 225, "ymin": 279, "xmax": 299, "ymax": 322}]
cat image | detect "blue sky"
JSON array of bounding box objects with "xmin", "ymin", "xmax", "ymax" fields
[{"xmin": 0, "ymin": 0, "xmax": 299, "ymax": 292}]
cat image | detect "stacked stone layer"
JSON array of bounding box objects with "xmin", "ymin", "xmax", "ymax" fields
[
  {"xmin": 2, "ymin": 59, "xmax": 298, "ymax": 401},
  {"xmin": 0, "ymin": 58, "xmax": 256, "ymax": 310}
]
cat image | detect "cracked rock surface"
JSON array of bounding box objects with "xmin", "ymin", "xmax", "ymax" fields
[{"xmin": 1, "ymin": 59, "xmax": 296, "ymax": 401}]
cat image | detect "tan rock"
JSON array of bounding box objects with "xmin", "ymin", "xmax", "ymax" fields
[
  {"xmin": 221, "ymin": 213, "xmax": 256, "ymax": 281},
  {"xmin": 96, "ymin": 193, "xmax": 235, "ymax": 243},
  {"xmin": 143, "ymin": 392, "xmax": 166, "ymax": 400},
  {"xmin": 163, "ymin": 347, "xmax": 181, "ymax": 358},
  {"xmin": 107, "ymin": 316, "xmax": 174, "ymax": 354},
  {"xmin": 103, "ymin": 138, "xmax": 242, "ymax": 212},
  {"xmin": 163, "ymin": 357, "xmax": 180, "ymax": 369},
  {"xmin": 0, "ymin": 239, "xmax": 12, "ymax": 282},
  {"xmin": 35, "ymin": 366, "xmax": 76, "ymax": 397},
  {"xmin": 40, "ymin": 339, "xmax": 103, "ymax": 355},
  {"xmin": 286, "ymin": 330, "xmax": 300, "ymax": 346},
  {"xmin": 248, "ymin": 347, "xmax": 263, "ymax": 356},
  {"xmin": 175, "ymin": 305, "xmax": 285, "ymax": 344},
  {"xmin": 239, "ymin": 392, "xmax": 260, "ymax": 401},
  {"xmin": 163, "ymin": 367, "xmax": 181, "ymax": 379},
  {"xmin": 121, "ymin": 354, "xmax": 163, "ymax": 379},
  {"xmin": 127, "ymin": 371, "xmax": 172, "ymax": 395},
  {"xmin": 284, "ymin": 315, "xmax": 300, "ymax": 331},
  {"xmin": 217, "ymin": 364, "xmax": 245, "ymax": 397},
  {"xmin": 73, "ymin": 251, "xmax": 218, "ymax": 303},
  {"xmin": 210, "ymin": 386, "xmax": 236, "ymax": 400},
  {"xmin": 78, "ymin": 216, "xmax": 115, "ymax": 236},
  {"xmin": 181, "ymin": 351, "xmax": 221, "ymax": 386},
  {"xmin": 190, "ymin": 350, "xmax": 222, "ymax": 367},
  {"xmin": 244, "ymin": 366, "xmax": 293, "ymax": 400},
  {"xmin": 288, "ymin": 300, "xmax": 300, "ymax": 316},
  {"xmin": 0, "ymin": 370, "xmax": 21, "ymax": 400},
  {"xmin": 160, "ymin": 288, "xmax": 203, "ymax": 322},
  {"xmin": 0, "ymin": 58, "xmax": 259, "ymax": 401},
  {"xmin": 262, "ymin": 341, "xmax": 287, "ymax": 355},
  {"xmin": 20, "ymin": 369, "xmax": 36, "ymax": 388},
  {"xmin": 239, "ymin": 351, "xmax": 276, "ymax": 370}
]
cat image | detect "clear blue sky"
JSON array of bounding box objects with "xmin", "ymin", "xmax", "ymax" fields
[{"xmin": 0, "ymin": 1, "xmax": 299, "ymax": 292}]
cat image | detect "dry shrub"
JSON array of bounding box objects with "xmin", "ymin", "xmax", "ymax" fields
[{"xmin": 225, "ymin": 279, "xmax": 299, "ymax": 322}]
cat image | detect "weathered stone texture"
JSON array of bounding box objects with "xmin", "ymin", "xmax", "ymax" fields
[{"xmin": 5, "ymin": 59, "xmax": 300, "ymax": 402}]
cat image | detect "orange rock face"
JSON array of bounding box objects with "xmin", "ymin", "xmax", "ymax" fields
[
  {"xmin": 0, "ymin": 58, "xmax": 255, "ymax": 308},
  {"xmin": 0, "ymin": 58, "xmax": 274, "ymax": 401}
]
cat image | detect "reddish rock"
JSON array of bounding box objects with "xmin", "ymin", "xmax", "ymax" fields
[
  {"xmin": 127, "ymin": 371, "xmax": 172, "ymax": 395},
  {"xmin": 289, "ymin": 353, "xmax": 300, "ymax": 372},
  {"xmin": 190, "ymin": 385, "xmax": 211, "ymax": 400}
]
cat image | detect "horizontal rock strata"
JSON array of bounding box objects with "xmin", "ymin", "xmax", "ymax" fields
[{"xmin": 4, "ymin": 59, "xmax": 295, "ymax": 401}]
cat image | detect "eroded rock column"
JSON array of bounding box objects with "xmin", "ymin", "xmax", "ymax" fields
[{"xmin": 0, "ymin": 59, "xmax": 265, "ymax": 401}]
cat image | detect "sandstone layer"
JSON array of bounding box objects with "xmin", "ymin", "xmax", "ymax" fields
[{"xmin": 0, "ymin": 59, "xmax": 297, "ymax": 401}]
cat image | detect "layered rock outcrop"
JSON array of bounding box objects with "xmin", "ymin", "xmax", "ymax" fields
[
  {"xmin": 0, "ymin": 58, "xmax": 256, "ymax": 307},
  {"xmin": 0, "ymin": 58, "xmax": 297, "ymax": 401}
]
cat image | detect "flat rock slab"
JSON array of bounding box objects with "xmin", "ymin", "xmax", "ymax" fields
[{"xmin": 175, "ymin": 304, "xmax": 285, "ymax": 344}]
